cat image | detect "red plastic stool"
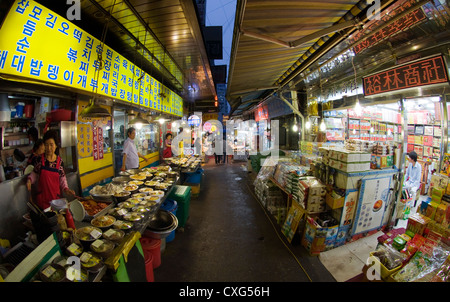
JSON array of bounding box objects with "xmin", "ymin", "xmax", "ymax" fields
[{"xmin": 144, "ymin": 253, "xmax": 154, "ymax": 282}]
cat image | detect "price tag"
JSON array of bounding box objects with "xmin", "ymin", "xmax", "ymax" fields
[
  {"xmin": 90, "ymin": 229, "xmax": 101, "ymax": 239},
  {"xmin": 91, "ymin": 239, "xmax": 104, "ymax": 249},
  {"xmin": 104, "ymin": 229, "xmax": 116, "ymax": 237},
  {"xmin": 117, "ymin": 208, "xmax": 127, "ymax": 216},
  {"xmin": 42, "ymin": 265, "xmax": 57, "ymax": 278},
  {"xmin": 80, "ymin": 252, "xmax": 92, "ymax": 263}
]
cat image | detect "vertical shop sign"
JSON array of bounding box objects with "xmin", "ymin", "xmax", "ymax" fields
[
  {"xmin": 98, "ymin": 126, "xmax": 103, "ymax": 160},
  {"xmin": 363, "ymin": 55, "xmax": 449, "ymax": 96},
  {"xmin": 92, "ymin": 126, "xmax": 98, "ymax": 160},
  {"xmin": 77, "ymin": 123, "xmax": 92, "ymax": 158},
  {"xmin": 91, "ymin": 126, "xmax": 104, "ymax": 161}
]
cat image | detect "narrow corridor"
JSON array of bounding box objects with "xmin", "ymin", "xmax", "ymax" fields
[{"xmin": 153, "ymin": 159, "xmax": 336, "ymax": 282}]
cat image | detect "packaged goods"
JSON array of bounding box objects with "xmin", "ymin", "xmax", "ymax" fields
[
  {"xmin": 371, "ymin": 244, "xmax": 406, "ymax": 271},
  {"xmin": 407, "ymin": 213, "xmax": 431, "ymax": 235}
]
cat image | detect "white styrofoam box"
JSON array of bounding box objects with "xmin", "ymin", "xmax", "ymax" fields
[
  {"xmin": 307, "ymin": 195, "xmax": 326, "ymax": 204},
  {"xmin": 307, "ymin": 203, "xmax": 326, "ymax": 213},
  {"xmin": 360, "ymin": 153, "xmax": 372, "ymax": 162},
  {"xmin": 337, "ymin": 150, "xmax": 360, "ymax": 163}
]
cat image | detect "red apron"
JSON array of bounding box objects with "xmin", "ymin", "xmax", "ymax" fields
[{"xmin": 36, "ymin": 154, "xmax": 61, "ymax": 210}]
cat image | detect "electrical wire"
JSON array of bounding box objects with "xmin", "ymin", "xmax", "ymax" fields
[{"xmin": 245, "ymin": 182, "xmax": 313, "ymax": 282}]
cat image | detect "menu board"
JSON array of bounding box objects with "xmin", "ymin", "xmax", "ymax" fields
[{"xmin": 0, "ymin": 0, "xmax": 182, "ymax": 116}]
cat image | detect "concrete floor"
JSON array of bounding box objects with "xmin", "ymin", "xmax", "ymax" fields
[{"xmin": 153, "ymin": 159, "xmax": 336, "ymax": 282}]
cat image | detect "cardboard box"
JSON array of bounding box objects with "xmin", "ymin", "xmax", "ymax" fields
[
  {"xmin": 326, "ymin": 193, "xmax": 345, "ymax": 209},
  {"xmin": 434, "ymin": 202, "xmax": 448, "ymax": 224},
  {"xmin": 336, "ymin": 151, "xmax": 360, "ymax": 163},
  {"xmin": 407, "ymin": 213, "xmax": 431, "ymax": 235},
  {"xmin": 301, "ymin": 216, "xmax": 339, "ymax": 255}
]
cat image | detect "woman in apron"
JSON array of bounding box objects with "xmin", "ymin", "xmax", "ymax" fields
[{"xmin": 26, "ymin": 130, "xmax": 75, "ymax": 241}]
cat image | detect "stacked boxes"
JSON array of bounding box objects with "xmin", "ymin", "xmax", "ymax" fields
[
  {"xmin": 371, "ymin": 142, "xmax": 394, "ymax": 169},
  {"xmin": 297, "ymin": 177, "xmax": 327, "ymax": 213},
  {"xmin": 319, "ymin": 147, "xmax": 371, "ymax": 173}
]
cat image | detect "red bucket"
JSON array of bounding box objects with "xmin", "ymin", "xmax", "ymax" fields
[
  {"xmin": 140, "ymin": 237, "xmax": 161, "ymax": 269},
  {"xmin": 144, "ymin": 253, "xmax": 154, "ymax": 282},
  {"xmin": 24, "ymin": 104, "xmax": 34, "ymax": 118}
]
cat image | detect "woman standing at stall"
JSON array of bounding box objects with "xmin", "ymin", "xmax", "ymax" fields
[
  {"xmin": 163, "ymin": 133, "xmax": 173, "ymax": 158},
  {"xmin": 26, "ymin": 130, "xmax": 75, "ymax": 210}
]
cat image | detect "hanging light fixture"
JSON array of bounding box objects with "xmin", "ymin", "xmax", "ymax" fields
[
  {"xmin": 80, "ymin": 98, "xmax": 111, "ymax": 118},
  {"xmin": 292, "ymin": 116, "xmax": 298, "ymax": 132},
  {"xmin": 81, "ymin": 1, "xmax": 116, "ymax": 119},
  {"xmin": 354, "ymin": 98, "xmax": 362, "ymax": 116},
  {"xmin": 320, "ymin": 119, "xmax": 326, "ymax": 131},
  {"xmin": 129, "ymin": 111, "xmax": 150, "ymax": 127},
  {"xmin": 305, "ymin": 117, "xmax": 311, "ymax": 130}
]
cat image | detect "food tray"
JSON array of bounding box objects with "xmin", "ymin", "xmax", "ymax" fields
[{"xmin": 78, "ymin": 199, "xmax": 115, "ymax": 222}]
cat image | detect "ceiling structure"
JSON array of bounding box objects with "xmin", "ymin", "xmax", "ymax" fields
[
  {"xmin": 226, "ymin": 0, "xmax": 450, "ymax": 118},
  {"xmin": 32, "ymin": 0, "xmax": 217, "ymax": 109},
  {"xmin": 5, "ymin": 0, "xmax": 450, "ymax": 118}
]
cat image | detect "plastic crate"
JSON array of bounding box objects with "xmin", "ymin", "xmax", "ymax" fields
[{"xmin": 368, "ymin": 252, "xmax": 402, "ymax": 280}]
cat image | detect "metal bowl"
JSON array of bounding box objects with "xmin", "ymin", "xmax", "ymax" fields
[
  {"xmin": 112, "ymin": 176, "xmax": 131, "ymax": 185},
  {"xmin": 147, "ymin": 210, "xmax": 177, "ymax": 231},
  {"xmin": 145, "ymin": 211, "xmax": 178, "ymax": 239}
]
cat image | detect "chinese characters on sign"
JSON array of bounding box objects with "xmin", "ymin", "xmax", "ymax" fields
[
  {"xmin": 363, "ymin": 55, "xmax": 449, "ymax": 96},
  {"xmin": 353, "ymin": 8, "xmax": 426, "ymax": 54},
  {"xmin": 350, "ymin": 0, "xmax": 426, "ymax": 55}
]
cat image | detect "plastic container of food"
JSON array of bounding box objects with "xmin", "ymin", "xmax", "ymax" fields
[
  {"xmin": 75, "ymin": 226, "xmax": 103, "ymax": 249},
  {"xmin": 114, "ymin": 191, "xmax": 131, "ymax": 203},
  {"xmin": 65, "ymin": 242, "xmax": 84, "ymax": 257},
  {"xmin": 108, "ymin": 207, "xmax": 128, "ymax": 219},
  {"xmin": 128, "ymin": 180, "xmax": 144, "ymax": 187},
  {"xmin": 39, "ymin": 263, "xmax": 66, "ymax": 282},
  {"xmin": 91, "ymin": 215, "xmax": 116, "ymax": 229},
  {"xmin": 113, "ymin": 220, "xmax": 134, "ymax": 232},
  {"xmin": 123, "ymin": 212, "xmax": 144, "ymax": 222},
  {"xmin": 79, "ymin": 251, "xmax": 103, "ymax": 272},
  {"xmin": 132, "ymin": 193, "xmax": 147, "ymax": 199},
  {"xmin": 90, "ymin": 239, "xmax": 115, "ymax": 258},
  {"xmin": 102, "ymin": 228, "xmax": 125, "ymax": 243},
  {"xmin": 118, "ymin": 201, "xmax": 135, "ymax": 209},
  {"xmin": 139, "ymin": 187, "xmax": 153, "ymax": 195}
]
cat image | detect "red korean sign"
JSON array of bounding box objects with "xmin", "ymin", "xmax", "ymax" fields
[{"xmin": 362, "ymin": 55, "xmax": 449, "ymax": 96}]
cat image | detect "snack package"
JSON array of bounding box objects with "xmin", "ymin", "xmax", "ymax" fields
[{"xmin": 371, "ymin": 244, "xmax": 406, "ymax": 270}]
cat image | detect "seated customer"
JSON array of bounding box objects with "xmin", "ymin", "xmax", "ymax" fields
[{"xmin": 404, "ymin": 151, "xmax": 422, "ymax": 198}]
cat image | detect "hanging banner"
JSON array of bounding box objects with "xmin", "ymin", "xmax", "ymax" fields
[{"xmin": 0, "ymin": 0, "xmax": 182, "ymax": 116}]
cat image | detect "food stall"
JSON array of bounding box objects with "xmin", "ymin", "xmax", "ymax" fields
[{"xmin": 2, "ymin": 165, "xmax": 182, "ymax": 282}]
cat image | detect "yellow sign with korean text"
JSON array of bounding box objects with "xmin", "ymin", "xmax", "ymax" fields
[{"xmin": 0, "ymin": 0, "xmax": 182, "ymax": 116}]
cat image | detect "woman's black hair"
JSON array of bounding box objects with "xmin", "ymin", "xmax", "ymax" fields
[
  {"xmin": 165, "ymin": 133, "xmax": 172, "ymax": 139},
  {"xmin": 27, "ymin": 126, "xmax": 38, "ymax": 141},
  {"xmin": 43, "ymin": 129, "xmax": 59, "ymax": 144},
  {"xmin": 32, "ymin": 138, "xmax": 44, "ymax": 152},
  {"xmin": 127, "ymin": 127, "xmax": 136, "ymax": 137}
]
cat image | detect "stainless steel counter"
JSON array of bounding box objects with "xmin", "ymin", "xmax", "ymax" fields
[{"xmin": 0, "ymin": 172, "xmax": 80, "ymax": 245}]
